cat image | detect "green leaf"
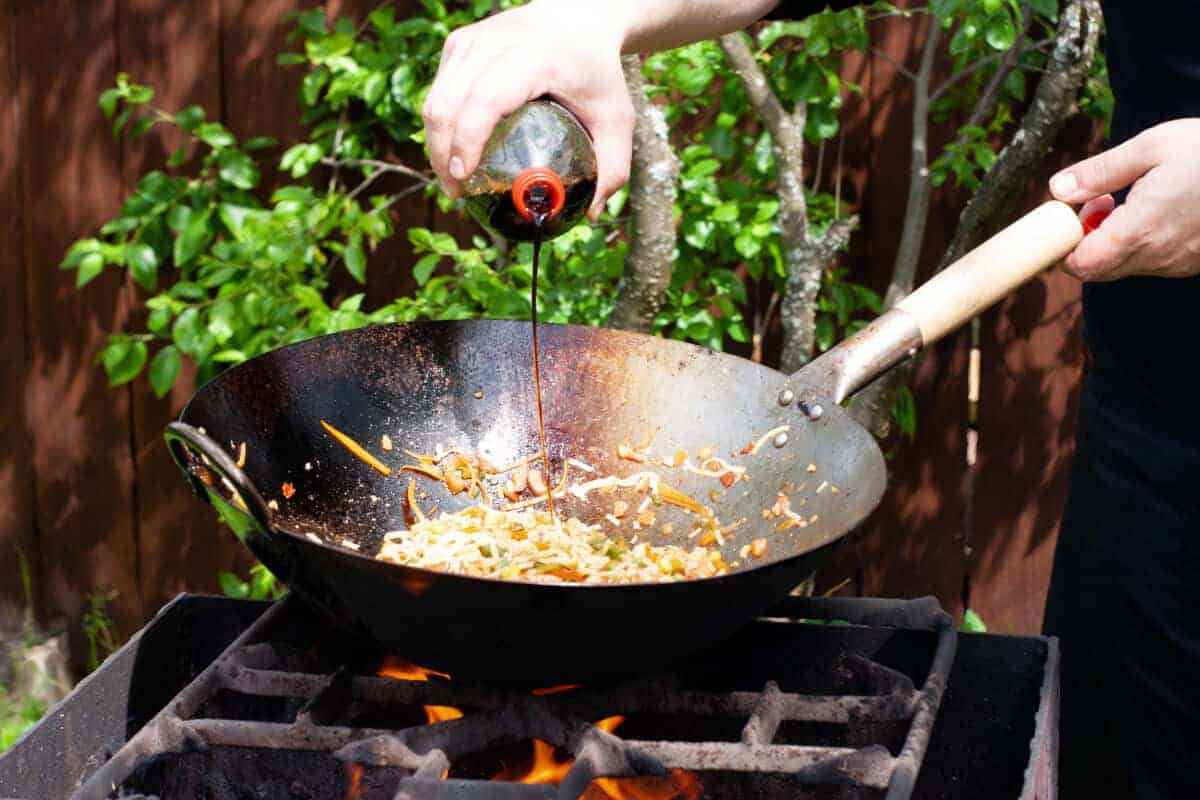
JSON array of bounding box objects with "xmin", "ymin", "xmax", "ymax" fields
[
  {"xmin": 984, "ymin": 11, "xmax": 1016, "ymax": 51},
  {"xmin": 673, "ymin": 62, "xmax": 714, "ymax": 97},
  {"xmin": 413, "ymin": 253, "xmax": 440, "ymax": 286},
  {"xmin": 217, "ymin": 149, "xmax": 260, "ymax": 189},
  {"xmin": 147, "ymin": 306, "xmax": 172, "ymax": 335},
  {"xmin": 148, "ymin": 345, "xmax": 181, "ymax": 398},
  {"xmin": 242, "ymin": 136, "xmax": 277, "ymax": 151},
  {"xmin": 174, "ymin": 209, "xmax": 213, "ymax": 267},
  {"xmin": 208, "ymin": 300, "xmax": 236, "ymax": 343},
  {"xmin": 1028, "ymin": 0, "xmax": 1058, "ymax": 21},
  {"xmin": 101, "ymin": 339, "xmax": 148, "ymax": 387},
  {"xmin": 734, "ymin": 228, "xmax": 763, "ymax": 260},
  {"xmin": 76, "ymin": 253, "xmax": 105, "ymax": 287},
  {"xmin": 167, "ymin": 143, "xmax": 190, "ymax": 167},
  {"xmin": 112, "ymin": 107, "xmax": 133, "ymax": 139},
  {"xmin": 126, "ymin": 243, "xmax": 158, "ymax": 291},
  {"xmin": 99, "ymin": 88, "xmax": 121, "ymax": 119},
  {"xmin": 196, "ymin": 122, "xmax": 235, "ymax": 149},
  {"xmin": 961, "ymin": 608, "xmax": 988, "ymax": 633},
  {"xmin": 344, "ymin": 239, "xmax": 367, "ymax": 284},
  {"xmin": 362, "ymin": 71, "xmax": 387, "ymax": 106},
  {"xmin": 891, "ymin": 384, "xmax": 917, "ymax": 440},
  {"xmin": 218, "ymin": 571, "xmax": 250, "ymax": 599},
  {"xmin": 1003, "ymin": 67, "xmax": 1026, "ymax": 101},
  {"xmin": 129, "ymin": 116, "xmax": 156, "ymax": 139},
  {"xmin": 302, "ymin": 67, "xmax": 329, "ymax": 106},
  {"xmin": 712, "ymin": 202, "xmax": 739, "ymax": 223},
  {"xmin": 727, "ymin": 320, "xmax": 751, "ymax": 343},
  {"xmin": 172, "ymin": 307, "xmax": 203, "ymax": 353},
  {"xmin": 806, "ymin": 105, "xmax": 840, "ymax": 142},
  {"xmin": 174, "ymin": 104, "xmax": 205, "ymax": 131}
]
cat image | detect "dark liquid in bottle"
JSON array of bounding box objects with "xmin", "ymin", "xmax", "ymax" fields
[{"xmin": 463, "ymin": 177, "xmax": 596, "ymax": 241}]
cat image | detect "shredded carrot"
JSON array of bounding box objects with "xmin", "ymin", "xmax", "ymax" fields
[
  {"xmin": 320, "ymin": 420, "xmax": 392, "ymax": 477},
  {"xmin": 658, "ymin": 485, "xmax": 708, "ymax": 516},
  {"xmin": 281, "ymin": 482, "xmax": 296, "ymax": 499},
  {"xmin": 406, "ymin": 478, "xmax": 427, "ymax": 523},
  {"xmin": 401, "ymin": 464, "xmax": 444, "ymax": 482}
]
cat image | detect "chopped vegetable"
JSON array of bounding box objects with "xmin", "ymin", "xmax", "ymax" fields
[
  {"xmin": 320, "ymin": 419, "xmax": 392, "ymax": 477},
  {"xmin": 235, "ymin": 442, "xmax": 247, "ymax": 469},
  {"xmin": 377, "ymin": 507, "xmax": 728, "ymax": 584},
  {"xmin": 281, "ymin": 482, "xmax": 296, "ymax": 499},
  {"xmin": 750, "ymin": 539, "xmax": 768, "ymax": 558},
  {"xmin": 381, "ymin": 435, "xmax": 393, "ymax": 451}
]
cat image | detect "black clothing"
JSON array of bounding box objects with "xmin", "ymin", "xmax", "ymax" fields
[{"xmin": 769, "ymin": 2, "xmax": 1200, "ymax": 797}]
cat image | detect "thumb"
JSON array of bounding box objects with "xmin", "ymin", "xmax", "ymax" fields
[{"xmin": 1049, "ymin": 129, "xmax": 1162, "ymax": 204}]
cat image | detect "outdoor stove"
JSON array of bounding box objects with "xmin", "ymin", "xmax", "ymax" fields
[{"xmin": 0, "ymin": 594, "xmax": 1057, "ymax": 799}]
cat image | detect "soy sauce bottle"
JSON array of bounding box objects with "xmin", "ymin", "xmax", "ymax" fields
[{"xmin": 461, "ymin": 99, "xmax": 597, "ymax": 241}]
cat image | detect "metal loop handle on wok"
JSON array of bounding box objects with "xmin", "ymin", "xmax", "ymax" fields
[{"xmin": 165, "ymin": 421, "xmax": 274, "ymax": 533}]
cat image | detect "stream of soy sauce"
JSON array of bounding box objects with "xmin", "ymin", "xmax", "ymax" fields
[{"xmin": 528, "ymin": 194, "xmax": 554, "ymax": 518}]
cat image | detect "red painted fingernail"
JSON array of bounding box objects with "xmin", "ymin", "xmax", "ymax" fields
[{"xmin": 1082, "ymin": 210, "xmax": 1110, "ymax": 235}]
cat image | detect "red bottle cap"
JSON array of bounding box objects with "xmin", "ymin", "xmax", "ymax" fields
[
  {"xmin": 512, "ymin": 167, "xmax": 566, "ymax": 223},
  {"xmin": 1082, "ymin": 209, "xmax": 1111, "ymax": 235}
]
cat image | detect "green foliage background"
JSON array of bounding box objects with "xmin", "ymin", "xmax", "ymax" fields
[{"xmin": 63, "ymin": 0, "xmax": 1108, "ymax": 431}]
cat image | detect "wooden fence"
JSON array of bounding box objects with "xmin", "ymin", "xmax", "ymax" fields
[{"xmin": 0, "ymin": 0, "xmax": 1102, "ymax": 659}]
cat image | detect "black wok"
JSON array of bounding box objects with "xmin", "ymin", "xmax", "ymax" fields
[{"xmin": 165, "ymin": 202, "xmax": 1082, "ymax": 684}]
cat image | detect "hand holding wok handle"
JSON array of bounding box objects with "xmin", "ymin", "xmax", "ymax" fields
[
  {"xmin": 791, "ymin": 201, "xmax": 1085, "ymax": 405},
  {"xmin": 164, "ymin": 421, "xmax": 274, "ymax": 533}
]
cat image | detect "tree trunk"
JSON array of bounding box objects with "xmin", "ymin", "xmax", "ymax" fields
[
  {"xmin": 607, "ymin": 55, "xmax": 678, "ymax": 333},
  {"xmin": 720, "ymin": 32, "xmax": 857, "ymax": 372}
]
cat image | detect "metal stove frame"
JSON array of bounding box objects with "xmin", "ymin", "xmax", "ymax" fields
[{"xmin": 73, "ymin": 595, "xmax": 957, "ymax": 800}]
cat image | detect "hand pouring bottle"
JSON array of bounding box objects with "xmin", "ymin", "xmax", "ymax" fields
[{"xmin": 461, "ymin": 99, "xmax": 597, "ymax": 240}]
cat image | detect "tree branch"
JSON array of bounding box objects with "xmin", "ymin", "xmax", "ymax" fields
[
  {"xmin": 848, "ymin": 0, "xmax": 1102, "ymax": 437},
  {"xmin": 929, "ymin": 36, "xmax": 1048, "ymax": 106},
  {"xmin": 606, "ymin": 55, "xmax": 679, "ymax": 333},
  {"xmin": 721, "ymin": 30, "xmax": 861, "ymax": 371},
  {"xmin": 883, "ymin": 20, "xmax": 941, "ymax": 310},
  {"xmin": 940, "ymin": 0, "xmax": 1101, "ymax": 267},
  {"xmin": 319, "ymin": 156, "xmax": 432, "ymax": 185},
  {"xmin": 870, "ymin": 46, "xmax": 919, "ymax": 82}
]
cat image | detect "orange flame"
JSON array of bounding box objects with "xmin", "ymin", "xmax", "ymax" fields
[
  {"xmin": 530, "ymin": 684, "xmax": 583, "ymax": 696},
  {"xmin": 491, "ymin": 716, "xmax": 701, "ymax": 799},
  {"xmin": 376, "ymin": 656, "xmax": 465, "ymax": 725},
  {"xmin": 344, "ymin": 762, "xmax": 364, "ymax": 800}
]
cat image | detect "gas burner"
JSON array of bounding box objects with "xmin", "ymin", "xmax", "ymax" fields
[{"xmin": 0, "ymin": 594, "xmax": 1058, "ymax": 799}]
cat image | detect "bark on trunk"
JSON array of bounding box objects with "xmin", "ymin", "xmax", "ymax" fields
[
  {"xmin": 720, "ymin": 32, "xmax": 857, "ymax": 372},
  {"xmin": 607, "ymin": 55, "xmax": 679, "ymax": 333}
]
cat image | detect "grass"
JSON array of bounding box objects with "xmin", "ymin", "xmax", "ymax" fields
[{"xmin": 0, "ymin": 687, "xmax": 45, "ymax": 752}]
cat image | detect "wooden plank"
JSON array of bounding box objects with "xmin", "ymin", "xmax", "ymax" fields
[
  {"xmin": 0, "ymin": 2, "xmax": 38, "ymax": 633},
  {"xmin": 115, "ymin": 0, "xmax": 253, "ymax": 617},
  {"xmin": 14, "ymin": 0, "xmax": 142, "ymax": 639}
]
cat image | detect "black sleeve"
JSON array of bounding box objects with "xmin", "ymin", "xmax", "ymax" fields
[{"xmin": 763, "ymin": 1, "xmax": 860, "ymax": 19}]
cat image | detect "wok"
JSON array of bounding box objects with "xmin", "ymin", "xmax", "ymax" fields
[{"xmin": 165, "ymin": 201, "xmax": 1082, "ymax": 684}]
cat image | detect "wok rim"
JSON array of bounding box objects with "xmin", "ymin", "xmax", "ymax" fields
[{"xmin": 176, "ymin": 318, "xmax": 886, "ymax": 592}]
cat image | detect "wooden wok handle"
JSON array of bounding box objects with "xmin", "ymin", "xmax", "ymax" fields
[
  {"xmin": 789, "ymin": 201, "xmax": 1084, "ymax": 404},
  {"xmin": 895, "ymin": 200, "xmax": 1082, "ymax": 344}
]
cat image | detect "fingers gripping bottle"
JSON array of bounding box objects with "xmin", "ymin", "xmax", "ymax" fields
[{"xmin": 462, "ymin": 99, "xmax": 598, "ymax": 241}]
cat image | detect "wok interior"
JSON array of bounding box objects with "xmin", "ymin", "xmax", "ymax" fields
[{"xmin": 179, "ymin": 320, "xmax": 884, "ymax": 577}]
